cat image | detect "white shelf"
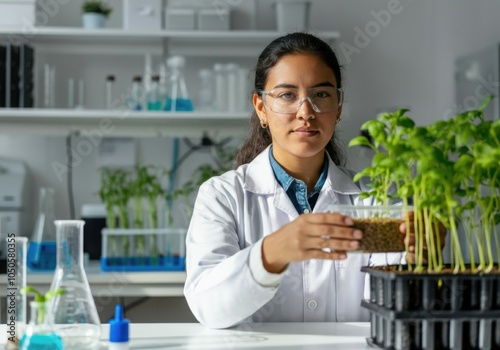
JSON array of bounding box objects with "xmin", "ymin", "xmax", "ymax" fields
[
  {"xmin": 0, "ymin": 109, "xmax": 249, "ymax": 138},
  {"xmin": 0, "ymin": 27, "xmax": 341, "ymax": 56}
]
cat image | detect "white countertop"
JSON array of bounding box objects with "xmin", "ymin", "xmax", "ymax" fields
[
  {"xmin": 0, "ymin": 261, "xmax": 186, "ymax": 297},
  {"xmin": 1, "ymin": 322, "xmax": 372, "ymax": 349}
]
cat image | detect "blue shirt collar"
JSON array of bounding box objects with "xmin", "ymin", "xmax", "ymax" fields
[{"xmin": 269, "ymin": 148, "xmax": 329, "ymax": 194}]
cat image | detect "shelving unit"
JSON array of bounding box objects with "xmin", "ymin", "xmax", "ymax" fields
[
  {"xmin": 0, "ymin": 27, "xmax": 340, "ymax": 137},
  {"xmin": 0, "ymin": 109, "xmax": 250, "ymax": 137}
]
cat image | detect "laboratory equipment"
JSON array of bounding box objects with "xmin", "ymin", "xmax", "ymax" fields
[
  {"xmin": 27, "ymin": 188, "xmax": 56, "ymax": 271},
  {"xmin": 20, "ymin": 301, "xmax": 63, "ymax": 350},
  {"xmin": 101, "ymin": 228, "xmax": 186, "ymax": 271},
  {"xmin": 0, "ymin": 157, "xmax": 31, "ymax": 243},
  {"xmin": 455, "ymin": 44, "xmax": 499, "ymax": 122},
  {"xmin": 213, "ymin": 63, "xmax": 227, "ymax": 112},
  {"xmin": 164, "ymin": 56, "xmax": 194, "ymax": 112},
  {"xmin": 49, "ymin": 220, "xmax": 101, "ymax": 349},
  {"xmin": 76, "ymin": 79, "xmax": 85, "ymax": 109},
  {"xmin": 226, "ymin": 63, "xmax": 238, "ymax": 113},
  {"xmin": 147, "ymin": 75, "xmax": 162, "ymax": 111},
  {"xmin": 128, "ymin": 75, "xmax": 143, "ymax": 111},
  {"xmin": 105, "ymin": 75, "xmax": 115, "ymax": 110},
  {"xmin": 197, "ymin": 68, "xmax": 214, "ymax": 112},
  {"xmin": 67, "ymin": 78, "xmax": 74, "ymax": 108},
  {"xmin": 109, "ymin": 304, "xmax": 130, "ymax": 350}
]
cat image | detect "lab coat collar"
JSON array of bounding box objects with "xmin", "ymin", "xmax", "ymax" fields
[{"xmin": 244, "ymin": 146, "xmax": 362, "ymax": 196}]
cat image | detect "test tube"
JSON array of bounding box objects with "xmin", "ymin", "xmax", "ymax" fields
[{"xmin": 5, "ymin": 236, "xmax": 28, "ymax": 349}]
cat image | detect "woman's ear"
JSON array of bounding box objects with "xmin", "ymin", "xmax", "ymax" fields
[{"xmin": 253, "ymin": 93, "xmax": 267, "ymax": 122}]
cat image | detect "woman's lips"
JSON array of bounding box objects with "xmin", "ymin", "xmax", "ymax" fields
[{"xmin": 293, "ymin": 128, "xmax": 319, "ymax": 137}]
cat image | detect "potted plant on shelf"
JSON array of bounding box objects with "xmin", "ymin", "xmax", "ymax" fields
[
  {"xmin": 82, "ymin": 0, "xmax": 112, "ymax": 29},
  {"xmin": 346, "ymin": 96, "xmax": 500, "ymax": 350}
]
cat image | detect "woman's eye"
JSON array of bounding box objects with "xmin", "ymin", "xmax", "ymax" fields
[
  {"xmin": 277, "ymin": 92, "xmax": 296, "ymax": 100},
  {"xmin": 314, "ymin": 91, "xmax": 332, "ymax": 98}
]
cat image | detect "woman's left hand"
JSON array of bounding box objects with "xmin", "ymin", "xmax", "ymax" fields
[{"xmin": 399, "ymin": 211, "xmax": 447, "ymax": 264}]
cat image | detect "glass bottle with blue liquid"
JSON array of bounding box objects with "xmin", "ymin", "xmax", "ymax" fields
[
  {"xmin": 20, "ymin": 301, "xmax": 63, "ymax": 350},
  {"xmin": 164, "ymin": 55, "xmax": 194, "ymax": 112},
  {"xmin": 27, "ymin": 188, "xmax": 57, "ymax": 271},
  {"xmin": 147, "ymin": 75, "xmax": 162, "ymax": 111}
]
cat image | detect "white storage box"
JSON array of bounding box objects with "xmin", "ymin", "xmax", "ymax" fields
[
  {"xmin": 101, "ymin": 228, "xmax": 187, "ymax": 271},
  {"xmin": 165, "ymin": 8, "xmax": 195, "ymax": 30},
  {"xmin": 197, "ymin": 8, "xmax": 230, "ymax": 31},
  {"xmin": 124, "ymin": 0, "xmax": 163, "ymax": 30},
  {"xmin": 0, "ymin": 0, "xmax": 36, "ymax": 28},
  {"xmin": 274, "ymin": 0, "xmax": 310, "ymax": 32}
]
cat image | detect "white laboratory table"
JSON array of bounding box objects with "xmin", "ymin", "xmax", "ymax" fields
[
  {"xmin": 0, "ymin": 323, "xmax": 373, "ymax": 349},
  {"xmin": 0, "ymin": 261, "xmax": 186, "ymax": 297}
]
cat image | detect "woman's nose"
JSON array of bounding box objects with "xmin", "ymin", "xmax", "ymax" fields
[{"xmin": 296, "ymin": 97, "xmax": 316, "ymax": 120}]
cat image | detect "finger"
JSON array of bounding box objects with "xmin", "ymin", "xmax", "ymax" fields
[
  {"xmin": 307, "ymin": 237, "xmax": 360, "ymax": 251},
  {"xmin": 403, "ymin": 211, "xmax": 415, "ymax": 220},
  {"xmin": 306, "ymin": 249, "xmax": 348, "ymax": 261},
  {"xmin": 302, "ymin": 212, "xmax": 355, "ymax": 226},
  {"xmin": 307, "ymin": 224, "xmax": 363, "ymax": 240}
]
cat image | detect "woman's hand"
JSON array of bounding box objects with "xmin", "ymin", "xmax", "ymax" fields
[
  {"xmin": 399, "ymin": 211, "xmax": 447, "ymax": 264},
  {"xmin": 261, "ymin": 213, "xmax": 363, "ymax": 273}
]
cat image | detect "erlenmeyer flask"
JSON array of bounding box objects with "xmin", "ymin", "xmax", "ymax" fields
[
  {"xmin": 27, "ymin": 188, "xmax": 57, "ymax": 271},
  {"xmin": 48, "ymin": 220, "xmax": 101, "ymax": 349},
  {"xmin": 164, "ymin": 55, "xmax": 194, "ymax": 111},
  {"xmin": 20, "ymin": 301, "xmax": 63, "ymax": 350}
]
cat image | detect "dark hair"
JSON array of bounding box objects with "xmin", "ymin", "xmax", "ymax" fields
[{"xmin": 234, "ymin": 32, "xmax": 345, "ymax": 168}]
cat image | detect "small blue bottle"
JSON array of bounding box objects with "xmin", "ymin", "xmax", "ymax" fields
[{"xmin": 109, "ymin": 304, "xmax": 130, "ymax": 350}]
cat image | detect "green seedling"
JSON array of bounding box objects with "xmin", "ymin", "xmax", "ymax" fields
[{"xmin": 349, "ymin": 95, "xmax": 499, "ymax": 273}]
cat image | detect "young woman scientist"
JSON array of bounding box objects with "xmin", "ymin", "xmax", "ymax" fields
[{"xmin": 184, "ymin": 32, "xmax": 444, "ymax": 329}]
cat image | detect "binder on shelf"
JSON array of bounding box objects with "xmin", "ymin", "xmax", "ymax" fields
[
  {"xmin": 0, "ymin": 46, "xmax": 5, "ymax": 108},
  {"xmin": 19, "ymin": 45, "xmax": 34, "ymax": 108},
  {"xmin": 6, "ymin": 45, "xmax": 20, "ymax": 108},
  {"xmin": 0, "ymin": 44, "xmax": 34, "ymax": 108}
]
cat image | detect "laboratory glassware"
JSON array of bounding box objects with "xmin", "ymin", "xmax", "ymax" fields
[
  {"xmin": 225, "ymin": 63, "xmax": 238, "ymax": 113},
  {"xmin": 197, "ymin": 68, "xmax": 214, "ymax": 112},
  {"xmin": 147, "ymin": 75, "xmax": 162, "ymax": 111},
  {"xmin": 213, "ymin": 63, "xmax": 227, "ymax": 112},
  {"xmin": 19, "ymin": 301, "xmax": 63, "ymax": 350},
  {"xmin": 49, "ymin": 220, "xmax": 101, "ymax": 349},
  {"xmin": 128, "ymin": 75, "xmax": 143, "ymax": 111},
  {"xmin": 164, "ymin": 56, "xmax": 194, "ymax": 112},
  {"xmin": 105, "ymin": 75, "xmax": 115, "ymax": 110},
  {"xmin": 27, "ymin": 188, "xmax": 56, "ymax": 271}
]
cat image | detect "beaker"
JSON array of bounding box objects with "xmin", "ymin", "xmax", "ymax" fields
[
  {"xmin": 48, "ymin": 220, "xmax": 101, "ymax": 349},
  {"xmin": 27, "ymin": 188, "xmax": 57, "ymax": 271},
  {"xmin": 164, "ymin": 56, "xmax": 194, "ymax": 112},
  {"xmin": 19, "ymin": 301, "xmax": 63, "ymax": 350},
  {"xmin": 5, "ymin": 237, "xmax": 28, "ymax": 350}
]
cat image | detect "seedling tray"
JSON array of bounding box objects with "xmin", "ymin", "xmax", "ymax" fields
[{"xmin": 362, "ymin": 265, "xmax": 500, "ymax": 350}]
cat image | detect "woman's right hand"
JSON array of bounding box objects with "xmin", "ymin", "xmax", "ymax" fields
[{"xmin": 261, "ymin": 212, "xmax": 363, "ymax": 273}]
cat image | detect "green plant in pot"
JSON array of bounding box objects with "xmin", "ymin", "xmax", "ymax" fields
[
  {"xmin": 82, "ymin": 0, "xmax": 112, "ymax": 29},
  {"xmin": 348, "ymin": 97, "xmax": 500, "ymax": 349}
]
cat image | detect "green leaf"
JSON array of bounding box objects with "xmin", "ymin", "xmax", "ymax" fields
[
  {"xmin": 479, "ymin": 95, "xmax": 494, "ymax": 112},
  {"xmin": 348, "ymin": 136, "xmax": 373, "ymax": 148},
  {"xmin": 396, "ymin": 116, "xmax": 415, "ymax": 128}
]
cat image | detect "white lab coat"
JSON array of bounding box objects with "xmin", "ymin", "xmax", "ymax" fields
[{"xmin": 184, "ymin": 146, "xmax": 404, "ymax": 329}]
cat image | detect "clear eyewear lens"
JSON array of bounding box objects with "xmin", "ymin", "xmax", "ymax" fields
[{"xmin": 262, "ymin": 89, "xmax": 343, "ymax": 114}]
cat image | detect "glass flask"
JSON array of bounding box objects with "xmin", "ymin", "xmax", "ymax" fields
[
  {"xmin": 164, "ymin": 55, "xmax": 194, "ymax": 112},
  {"xmin": 147, "ymin": 75, "xmax": 162, "ymax": 111},
  {"xmin": 20, "ymin": 301, "xmax": 63, "ymax": 350},
  {"xmin": 49, "ymin": 220, "xmax": 101, "ymax": 349},
  {"xmin": 28, "ymin": 188, "xmax": 57, "ymax": 271}
]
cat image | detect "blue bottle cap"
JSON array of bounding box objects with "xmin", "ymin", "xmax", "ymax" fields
[{"xmin": 109, "ymin": 304, "xmax": 129, "ymax": 343}]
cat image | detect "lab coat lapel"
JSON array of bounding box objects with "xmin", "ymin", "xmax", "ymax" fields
[
  {"xmin": 244, "ymin": 146, "xmax": 299, "ymax": 219},
  {"xmin": 315, "ymin": 157, "xmax": 362, "ymax": 213}
]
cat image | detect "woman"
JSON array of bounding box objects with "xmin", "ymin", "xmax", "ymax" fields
[{"xmin": 184, "ymin": 32, "xmax": 425, "ymax": 329}]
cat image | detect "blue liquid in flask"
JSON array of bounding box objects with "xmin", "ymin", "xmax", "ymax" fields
[
  {"xmin": 164, "ymin": 98, "xmax": 193, "ymax": 112},
  {"xmin": 27, "ymin": 241, "xmax": 57, "ymax": 271},
  {"xmin": 20, "ymin": 333, "xmax": 64, "ymax": 350}
]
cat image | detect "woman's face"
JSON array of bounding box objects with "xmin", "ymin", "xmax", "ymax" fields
[{"xmin": 253, "ymin": 53, "xmax": 342, "ymax": 165}]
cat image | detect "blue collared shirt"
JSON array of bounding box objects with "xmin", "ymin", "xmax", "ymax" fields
[{"xmin": 269, "ymin": 149, "xmax": 328, "ymax": 214}]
